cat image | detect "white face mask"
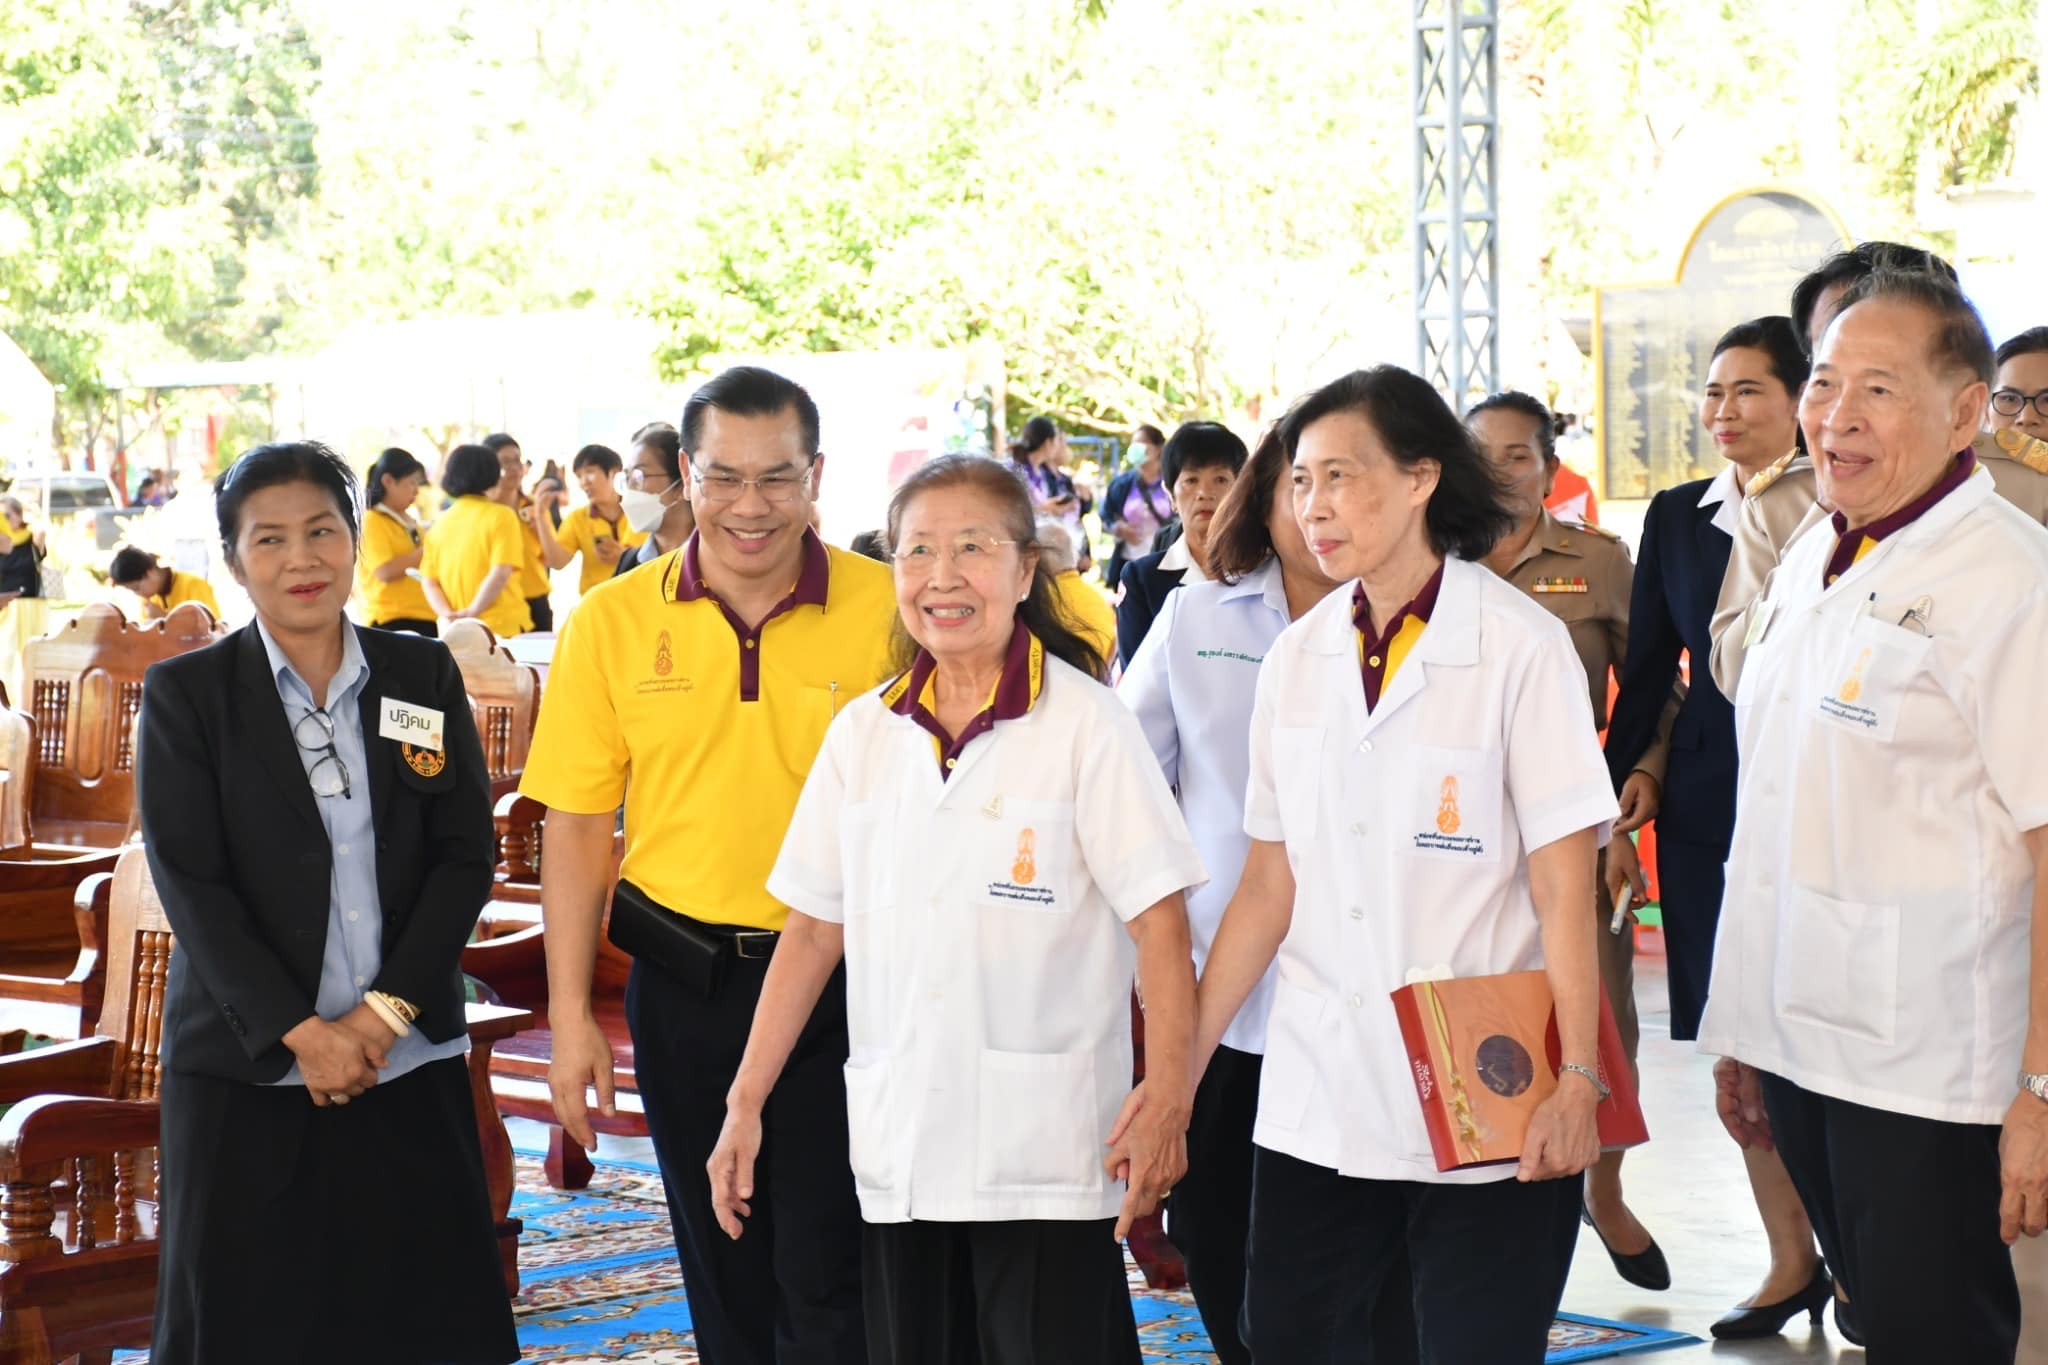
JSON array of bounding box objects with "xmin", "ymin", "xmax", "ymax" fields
[{"xmin": 618, "ymin": 485, "xmax": 671, "ymax": 534}]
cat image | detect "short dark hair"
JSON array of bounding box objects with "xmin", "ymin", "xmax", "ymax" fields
[
  {"xmin": 681, "ymin": 367, "xmax": 821, "ymax": 461},
  {"xmin": 136, "ymin": 475, "xmax": 158, "ymax": 492},
  {"xmin": 441, "ymin": 443, "xmax": 503, "ymax": 499},
  {"xmin": 1995, "ymin": 327, "xmax": 2048, "ymax": 370},
  {"xmin": 215, "ymin": 440, "xmax": 361, "ymax": 564},
  {"xmin": 365, "ymin": 446, "xmax": 428, "ymax": 508},
  {"xmin": 1826, "ymin": 271, "xmax": 1994, "ymax": 385},
  {"xmin": 1463, "ymin": 391, "xmax": 1558, "ymax": 462},
  {"xmin": 1204, "ymin": 420, "xmax": 1292, "ymax": 583},
  {"xmin": 1161, "ymin": 421, "xmax": 1249, "ymax": 489},
  {"xmin": 1132, "ymin": 424, "xmax": 1166, "ymax": 447},
  {"xmin": 1281, "ymin": 366, "xmax": 1516, "ymax": 562},
  {"xmin": 884, "ymin": 454, "xmax": 1107, "ymax": 682},
  {"xmin": 1790, "ymin": 242, "xmax": 1958, "ymax": 354},
  {"xmin": 480, "ymin": 432, "xmax": 521, "ymax": 454},
  {"xmin": 108, "ymin": 545, "xmax": 159, "ymax": 586},
  {"xmin": 631, "ymin": 421, "xmax": 683, "ymax": 482},
  {"xmin": 1711, "ymin": 315, "xmax": 1810, "ymax": 394},
  {"xmin": 847, "ymin": 528, "xmax": 890, "ymax": 563},
  {"xmin": 571, "ymin": 443, "xmax": 622, "ymax": 475}
]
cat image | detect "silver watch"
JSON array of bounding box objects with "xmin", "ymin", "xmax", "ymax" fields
[{"xmin": 2020, "ymin": 1072, "xmax": 2048, "ymax": 1105}]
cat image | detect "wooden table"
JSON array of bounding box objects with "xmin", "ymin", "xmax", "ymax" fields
[{"xmin": 465, "ymin": 1001, "xmax": 537, "ymax": 1296}]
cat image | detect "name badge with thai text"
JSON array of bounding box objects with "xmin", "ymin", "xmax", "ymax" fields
[{"xmin": 378, "ymin": 699, "xmax": 445, "ymax": 751}]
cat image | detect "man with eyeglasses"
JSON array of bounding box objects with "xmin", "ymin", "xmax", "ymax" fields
[{"xmin": 521, "ymin": 366, "xmax": 896, "ymax": 1364}]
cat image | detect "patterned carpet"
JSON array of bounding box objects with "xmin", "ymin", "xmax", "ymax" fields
[{"xmin": 118, "ymin": 1151, "xmax": 1696, "ymax": 1362}]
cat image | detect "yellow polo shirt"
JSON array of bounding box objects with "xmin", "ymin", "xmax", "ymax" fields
[
  {"xmin": 1051, "ymin": 569, "xmax": 1116, "ymax": 666},
  {"xmin": 357, "ymin": 505, "xmax": 432, "ymax": 625},
  {"xmin": 516, "ymin": 504, "xmax": 551, "ymax": 599},
  {"xmin": 151, "ymin": 571, "xmax": 220, "ymax": 618},
  {"xmin": 520, "ymin": 530, "xmax": 897, "ymax": 930},
  {"xmin": 555, "ymin": 503, "xmax": 648, "ymax": 596},
  {"xmin": 422, "ymin": 495, "xmax": 531, "ymax": 639}
]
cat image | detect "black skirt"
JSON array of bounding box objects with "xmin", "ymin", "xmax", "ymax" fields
[{"xmin": 152, "ymin": 1055, "xmax": 518, "ymax": 1365}]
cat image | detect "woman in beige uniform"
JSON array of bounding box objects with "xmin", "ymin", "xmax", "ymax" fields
[{"xmin": 1467, "ymin": 390, "xmax": 1668, "ymax": 1292}]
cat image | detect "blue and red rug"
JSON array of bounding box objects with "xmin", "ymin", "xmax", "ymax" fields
[{"xmin": 119, "ymin": 1151, "xmax": 1696, "ymax": 1362}]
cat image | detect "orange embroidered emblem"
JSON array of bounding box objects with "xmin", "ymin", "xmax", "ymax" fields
[
  {"xmin": 1435, "ymin": 776, "xmax": 1461, "ymax": 835},
  {"xmin": 1012, "ymin": 828, "xmax": 1037, "ymax": 885},
  {"xmin": 654, "ymin": 629, "xmax": 673, "ymax": 677},
  {"xmin": 1839, "ymin": 647, "xmax": 1872, "ymax": 704},
  {"xmin": 402, "ymin": 742, "xmax": 446, "ymax": 778}
]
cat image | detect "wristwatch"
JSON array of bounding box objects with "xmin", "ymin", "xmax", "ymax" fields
[{"xmin": 2019, "ymin": 1072, "xmax": 2048, "ymax": 1105}]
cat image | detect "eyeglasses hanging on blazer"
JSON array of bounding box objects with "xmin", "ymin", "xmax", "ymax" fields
[{"xmin": 292, "ymin": 708, "xmax": 353, "ymax": 800}]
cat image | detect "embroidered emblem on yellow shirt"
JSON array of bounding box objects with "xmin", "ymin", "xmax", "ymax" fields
[
  {"xmin": 1435, "ymin": 776, "xmax": 1462, "ymax": 834},
  {"xmin": 402, "ymin": 742, "xmax": 446, "ymax": 778},
  {"xmin": 654, "ymin": 629, "xmax": 673, "ymax": 677}
]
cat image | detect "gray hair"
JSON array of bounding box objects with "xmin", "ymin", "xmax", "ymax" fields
[{"xmin": 1034, "ymin": 517, "xmax": 1077, "ymax": 573}]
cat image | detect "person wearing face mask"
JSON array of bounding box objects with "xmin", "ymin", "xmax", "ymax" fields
[
  {"xmin": 357, "ymin": 447, "xmax": 435, "ymax": 636},
  {"xmin": 614, "ymin": 423, "xmax": 698, "ymax": 577},
  {"xmin": 1466, "ymin": 389, "xmax": 1670, "ymax": 1297},
  {"xmin": 1101, "ymin": 425, "xmax": 1173, "ymax": 591},
  {"xmin": 522, "ymin": 368, "xmax": 898, "ymax": 1365},
  {"xmin": 1709, "ymin": 244, "xmax": 2048, "ymax": 698},
  {"xmin": 550, "ymin": 444, "xmax": 647, "ymax": 597},
  {"xmin": 1113, "ymin": 422, "xmax": 1246, "ymax": 669}
]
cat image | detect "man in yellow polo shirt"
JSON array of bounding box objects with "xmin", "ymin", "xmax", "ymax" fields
[{"xmin": 522, "ymin": 366, "xmax": 894, "ymax": 1365}]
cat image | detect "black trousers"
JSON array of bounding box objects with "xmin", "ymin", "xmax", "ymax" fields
[
  {"xmin": 525, "ymin": 593, "xmax": 554, "ymax": 632},
  {"xmin": 1759, "ymin": 1071, "xmax": 2018, "ymax": 1363},
  {"xmin": 1167, "ymin": 1044, "xmax": 1260, "ymax": 1365},
  {"xmin": 154, "ymin": 1057, "xmax": 517, "ymax": 1365},
  {"xmin": 1652, "ymin": 835, "xmax": 1725, "ymax": 1040},
  {"xmin": 1244, "ymin": 1145, "xmax": 1578, "ymax": 1364},
  {"xmin": 861, "ymin": 1219, "xmax": 1138, "ymax": 1365},
  {"xmin": 371, "ymin": 616, "xmax": 439, "ymax": 637},
  {"xmin": 627, "ymin": 955, "xmax": 866, "ymax": 1365}
]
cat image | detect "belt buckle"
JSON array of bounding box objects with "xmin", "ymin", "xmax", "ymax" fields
[{"xmin": 732, "ymin": 930, "xmax": 778, "ymax": 960}]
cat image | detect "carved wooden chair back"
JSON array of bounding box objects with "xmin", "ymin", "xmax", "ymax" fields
[
  {"xmin": 441, "ymin": 619, "xmax": 540, "ymax": 783},
  {"xmin": 97, "ymin": 848, "xmax": 173, "ymax": 1103},
  {"xmin": 23, "ymin": 602, "xmax": 221, "ymax": 843}
]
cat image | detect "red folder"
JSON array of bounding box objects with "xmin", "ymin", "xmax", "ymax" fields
[{"xmin": 1390, "ymin": 971, "xmax": 1648, "ymax": 1172}]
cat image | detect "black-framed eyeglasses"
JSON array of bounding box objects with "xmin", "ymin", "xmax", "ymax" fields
[
  {"xmin": 292, "ymin": 708, "xmax": 353, "ymax": 800},
  {"xmin": 1991, "ymin": 389, "xmax": 2048, "ymax": 419}
]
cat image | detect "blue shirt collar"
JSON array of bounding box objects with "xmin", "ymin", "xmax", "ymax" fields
[{"xmin": 253, "ymin": 616, "xmax": 369, "ymax": 713}]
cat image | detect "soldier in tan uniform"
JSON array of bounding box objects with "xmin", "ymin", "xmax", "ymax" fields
[{"xmin": 1468, "ymin": 391, "xmax": 1674, "ymax": 1290}]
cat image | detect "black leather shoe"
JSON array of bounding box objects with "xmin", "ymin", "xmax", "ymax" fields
[
  {"xmin": 1709, "ymin": 1266, "xmax": 1833, "ymax": 1339},
  {"xmin": 1580, "ymin": 1201, "xmax": 1671, "ymax": 1291},
  {"xmin": 1835, "ymin": 1294, "xmax": 1865, "ymax": 1346}
]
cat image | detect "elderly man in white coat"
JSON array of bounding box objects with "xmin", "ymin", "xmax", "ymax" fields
[{"xmin": 1703, "ymin": 270, "xmax": 2048, "ymax": 1362}]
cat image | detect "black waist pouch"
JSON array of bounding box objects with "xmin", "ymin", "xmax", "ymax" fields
[{"xmin": 607, "ymin": 879, "xmax": 726, "ymax": 996}]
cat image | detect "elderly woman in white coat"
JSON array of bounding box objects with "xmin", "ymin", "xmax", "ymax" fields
[
  {"xmin": 1166, "ymin": 367, "xmax": 1618, "ymax": 1364},
  {"xmin": 708, "ymin": 454, "xmax": 1204, "ymax": 1365}
]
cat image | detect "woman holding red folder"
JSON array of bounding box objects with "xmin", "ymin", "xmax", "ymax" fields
[{"xmin": 1153, "ymin": 367, "xmax": 1621, "ymax": 1364}]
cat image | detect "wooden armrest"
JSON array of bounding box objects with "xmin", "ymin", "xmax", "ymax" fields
[
  {"xmin": 494, "ymin": 792, "xmax": 545, "ymax": 826},
  {"xmin": 464, "ymin": 1002, "xmax": 536, "ymax": 1046},
  {"xmin": 0, "ymin": 1037, "xmax": 119, "ymax": 1104},
  {"xmin": 0, "ymin": 1095, "xmax": 159, "ymax": 1178}
]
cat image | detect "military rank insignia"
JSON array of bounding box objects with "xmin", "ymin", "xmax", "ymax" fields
[{"xmin": 1531, "ymin": 577, "xmax": 1589, "ymax": 594}]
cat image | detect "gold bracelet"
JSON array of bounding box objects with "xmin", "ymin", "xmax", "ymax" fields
[
  {"xmin": 363, "ymin": 993, "xmax": 411, "ymax": 1037},
  {"xmin": 369, "ymin": 990, "xmax": 420, "ymax": 1025}
]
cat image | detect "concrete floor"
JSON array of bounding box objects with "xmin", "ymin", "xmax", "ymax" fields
[{"xmin": 514, "ymin": 951, "xmax": 1863, "ymax": 1361}]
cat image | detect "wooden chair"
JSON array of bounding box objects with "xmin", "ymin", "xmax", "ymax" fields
[
  {"xmin": 0, "ymin": 850, "xmax": 537, "ymax": 1363},
  {"xmin": 464, "ymin": 804, "xmax": 640, "ymax": 1191},
  {"xmin": 441, "ymin": 620, "xmax": 540, "ymax": 804},
  {"xmin": 22, "ymin": 603, "xmax": 221, "ymax": 850},
  {"xmin": 0, "ymin": 854, "xmax": 120, "ymax": 1047}
]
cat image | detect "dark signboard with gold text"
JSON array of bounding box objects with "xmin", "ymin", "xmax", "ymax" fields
[{"xmin": 1595, "ymin": 188, "xmax": 1849, "ymax": 499}]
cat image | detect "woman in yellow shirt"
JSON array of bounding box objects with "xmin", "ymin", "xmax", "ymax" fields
[
  {"xmin": 1038, "ymin": 517, "xmax": 1116, "ymax": 662},
  {"xmin": 553, "ymin": 444, "xmax": 647, "ymax": 596},
  {"xmin": 357, "ymin": 447, "xmax": 436, "ymax": 635},
  {"xmin": 484, "ymin": 433, "xmax": 561, "ymax": 632},
  {"xmin": 109, "ymin": 546, "xmax": 221, "ymax": 621},
  {"xmin": 421, "ymin": 444, "xmax": 531, "ymax": 639}
]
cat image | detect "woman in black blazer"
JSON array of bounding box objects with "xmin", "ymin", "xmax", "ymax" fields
[
  {"xmin": 1605, "ymin": 318, "xmax": 1835, "ymax": 1339},
  {"xmin": 136, "ymin": 442, "xmax": 517, "ymax": 1365}
]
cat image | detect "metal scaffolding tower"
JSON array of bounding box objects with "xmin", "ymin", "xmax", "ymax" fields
[{"xmin": 1413, "ymin": 0, "xmax": 1499, "ymax": 402}]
